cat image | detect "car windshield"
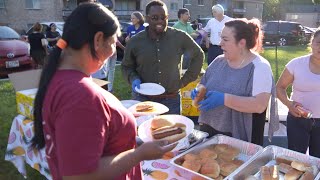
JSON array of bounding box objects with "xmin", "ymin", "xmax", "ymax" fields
[
  {"xmin": 56, "ymin": 23, "xmax": 64, "ymax": 31},
  {"xmin": 0, "ymin": 26, "xmax": 20, "ymax": 40}
]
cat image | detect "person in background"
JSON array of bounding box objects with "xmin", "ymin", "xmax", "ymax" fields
[
  {"xmin": 122, "ymin": 0, "xmax": 204, "ymax": 114},
  {"xmin": 203, "ymin": 4, "xmax": 232, "ymax": 65},
  {"xmin": 92, "ymin": 39, "xmax": 125, "ymax": 92},
  {"xmin": 276, "ymin": 28, "xmax": 320, "ymax": 158},
  {"xmin": 191, "ymin": 18, "xmax": 279, "ymax": 146},
  {"xmin": 125, "ymin": 11, "xmax": 145, "ymax": 43},
  {"xmin": 46, "ymin": 23, "xmax": 61, "ymax": 51},
  {"xmin": 173, "ymin": 8, "xmax": 200, "ymax": 69},
  {"xmin": 28, "ymin": 22, "xmax": 48, "ymax": 68},
  {"xmin": 191, "ymin": 18, "xmax": 203, "ymax": 31},
  {"xmin": 32, "ymin": 3, "xmax": 176, "ymax": 180}
]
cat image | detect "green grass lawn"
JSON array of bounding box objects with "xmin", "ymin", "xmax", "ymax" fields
[{"xmin": 0, "ymin": 45, "xmax": 310, "ymax": 179}]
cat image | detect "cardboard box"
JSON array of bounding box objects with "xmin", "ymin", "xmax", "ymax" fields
[
  {"xmin": 180, "ymin": 76, "xmax": 201, "ymax": 117},
  {"xmin": 9, "ymin": 69, "xmax": 108, "ymax": 120}
]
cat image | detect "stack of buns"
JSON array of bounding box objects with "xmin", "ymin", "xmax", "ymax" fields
[
  {"xmin": 135, "ymin": 102, "xmax": 154, "ymax": 112},
  {"xmin": 257, "ymin": 156, "xmax": 319, "ymax": 180},
  {"xmin": 150, "ymin": 116, "xmax": 186, "ymax": 144},
  {"xmin": 179, "ymin": 144, "xmax": 242, "ymax": 179},
  {"xmin": 192, "ymin": 84, "xmax": 206, "ymax": 108}
]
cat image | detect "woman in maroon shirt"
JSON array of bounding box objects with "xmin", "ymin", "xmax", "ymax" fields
[{"xmin": 32, "ymin": 3, "xmax": 176, "ymax": 180}]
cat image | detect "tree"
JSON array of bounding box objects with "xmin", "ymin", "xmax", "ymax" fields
[
  {"xmin": 262, "ymin": 0, "xmax": 280, "ymax": 21},
  {"xmin": 313, "ymin": 0, "xmax": 320, "ymax": 4}
]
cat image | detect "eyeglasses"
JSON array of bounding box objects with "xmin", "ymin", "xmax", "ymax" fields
[{"xmin": 148, "ymin": 15, "xmax": 168, "ymax": 21}]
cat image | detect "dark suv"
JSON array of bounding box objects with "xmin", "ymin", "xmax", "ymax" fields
[{"xmin": 263, "ymin": 21, "xmax": 306, "ymax": 46}]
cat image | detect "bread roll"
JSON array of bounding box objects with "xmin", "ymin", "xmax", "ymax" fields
[
  {"xmin": 213, "ymin": 144, "xmax": 230, "ymax": 154},
  {"xmin": 260, "ymin": 166, "xmax": 272, "ymax": 180},
  {"xmin": 192, "ymin": 84, "xmax": 206, "ymax": 107},
  {"xmin": 232, "ymin": 159, "xmax": 244, "ymax": 166},
  {"xmin": 275, "ymin": 156, "xmax": 296, "ymax": 166},
  {"xmin": 151, "ymin": 116, "xmax": 174, "ymax": 130},
  {"xmin": 291, "ymin": 161, "xmax": 311, "ymax": 172},
  {"xmin": 284, "ymin": 169, "xmax": 303, "ymax": 180},
  {"xmin": 299, "ymin": 171, "xmax": 314, "ymax": 180},
  {"xmin": 199, "ymin": 148, "xmax": 218, "ymax": 159},
  {"xmin": 220, "ymin": 162, "xmax": 239, "ymax": 177},
  {"xmin": 184, "ymin": 153, "xmax": 200, "ymax": 161},
  {"xmin": 279, "ymin": 163, "xmax": 294, "ymax": 174},
  {"xmin": 200, "ymin": 159, "xmax": 220, "ymax": 178},
  {"xmin": 182, "ymin": 159, "xmax": 201, "ymax": 172}
]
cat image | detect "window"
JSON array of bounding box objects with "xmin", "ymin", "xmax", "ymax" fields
[
  {"xmin": 25, "ymin": 0, "xmax": 40, "ymax": 9},
  {"xmin": 170, "ymin": 3, "xmax": 178, "ymax": 10},
  {"xmin": 0, "ymin": 0, "xmax": 5, "ymax": 8},
  {"xmin": 198, "ymin": 0, "xmax": 204, "ymax": 6},
  {"xmin": 184, "ymin": 0, "xmax": 191, "ymax": 5}
]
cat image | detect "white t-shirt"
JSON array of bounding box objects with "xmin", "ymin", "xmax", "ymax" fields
[
  {"xmin": 286, "ymin": 54, "xmax": 320, "ymax": 118},
  {"xmin": 203, "ymin": 15, "xmax": 233, "ymax": 45}
]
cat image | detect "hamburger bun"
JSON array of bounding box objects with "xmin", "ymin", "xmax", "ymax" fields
[
  {"xmin": 136, "ymin": 102, "xmax": 154, "ymax": 112},
  {"xmin": 220, "ymin": 161, "xmax": 239, "ymax": 177},
  {"xmin": 284, "ymin": 169, "xmax": 303, "ymax": 180},
  {"xmin": 275, "ymin": 156, "xmax": 296, "ymax": 166},
  {"xmin": 151, "ymin": 116, "xmax": 175, "ymax": 130},
  {"xmin": 184, "ymin": 153, "xmax": 200, "ymax": 161},
  {"xmin": 299, "ymin": 171, "xmax": 314, "ymax": 180},
  {"xmin": 182, "ymin": 159, "xmax": 201, "ymax": 172},
  {"xmin": 291, "ymin": 161, "xmax": 311, "ymax": 172},
  {"xmin": 199, "ymin": 148, "xmax": 218, "ymax": 159},
  {"xmin": 192, "ymin": 84, "xmax": 206, "ymax": 107},
  {"xmin": 200, "ymin": 159, "xmax": 220, "ymax": 178}
]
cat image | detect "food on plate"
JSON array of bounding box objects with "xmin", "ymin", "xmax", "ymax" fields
[
  {"xmin": 284, "ymin": 168, "xmax": 303, "ymax": 180},
  {"xmin": 136, "ymin": 102, "xmax": 154, "ymax": 112},
  {"xmin": 150, "ymin": 117, "xmax": 186, "ymax": 143},
  {"xmin": 299, "ymin": 171, "xmax": 314, "ymax": 180},
  {"xmin": 275, "ymin": 156, "xmax": 296, "ymax": 166},
  {"xmin": 192, "ymin": 84, "xmax": 206, "ymax": 107},
  {"xmin": 291, "ymin": 160, "xmax": 311, "ymax": 172},
  {"xmin": 200, "ymin": 159, "xmax": 220, "ymax": 178},
  {"xmin": 182, "ymin": 159, "xmax": 201, "ymax": 172},
  {"xmin": 150, "ymin": 116, "xmax": 175, "ymax": 130}
]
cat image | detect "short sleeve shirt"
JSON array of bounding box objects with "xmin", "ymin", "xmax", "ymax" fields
[
  {"xmin": 46, "ymin": 31, "xmax": 61, "ymax": 47},
  {"xmin": 28, "ymin": 32, "xmax": 46, "ymax": 53},
  {"xmin": 42, "ymin": 70, "xmax": 141, "ymax": 180},
  {"xmin": 126, "ymin": 25, "xmax": 145, "ymax": 38},
  {"xmin": 286, "ymin": 54, "xmax": 320, "ymax": 117}
]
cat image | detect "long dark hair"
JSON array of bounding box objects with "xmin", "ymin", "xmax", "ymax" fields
[{"xmin": 32, "ymin": 3, "xmax": 120, "ymax": 149}]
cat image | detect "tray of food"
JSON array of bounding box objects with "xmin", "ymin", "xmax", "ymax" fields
[
  {"xmin": 170, "ymin": 134, "xmax": 263, "ymax": 180},
  {"xmin": 230, "ymin": 145, "xmax": 320, "ymax": 180}
]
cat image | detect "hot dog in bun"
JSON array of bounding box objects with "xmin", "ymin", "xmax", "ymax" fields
[
  {"xmin": 151, "ymin": 117, "xmax": 186, "ymax": 144},
  {"xmin": 192, "ymin": 84, "xmax": 206, "ymax": 108}
]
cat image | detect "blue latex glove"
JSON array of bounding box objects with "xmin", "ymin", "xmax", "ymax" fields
[
  {"xmin": 198, "ymin": 91, "xmax": 224, "ymax": 111},
  {"xmin": 132, "ymin": 79, "xmax": 141, "ymax": 92},
  {"xmin": 191, "ymin": 88, "xmax": 198, "ymax": 100}
]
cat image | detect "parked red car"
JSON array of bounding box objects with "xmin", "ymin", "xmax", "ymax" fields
[{"xmin": 0, "ymin": 26, "xmax": 33, "ymax": 77}]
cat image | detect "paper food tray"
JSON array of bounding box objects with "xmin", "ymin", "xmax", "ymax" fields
[
  {"xmin": 230, "ymin": 145, "xmax": 320, "ymax": 180},
  {"xmin": 170, "ymin": 134, "xmax": 263, "ymax": 180}
]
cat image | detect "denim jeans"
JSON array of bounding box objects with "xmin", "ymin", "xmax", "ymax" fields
[
  {"xmin": 287, "ymin": 113, "xmax": 320, "ymax": 158},
  {"xmin": 106, "ymin": 53, "xmax": 117, "ymax": 91},
  {"xmin": 132, "ymin": 92, "xmax": 181, "ymax": 114},
  {"xmin": 207, "ymin": 44, "xmax": 223, "ymax": 65}
]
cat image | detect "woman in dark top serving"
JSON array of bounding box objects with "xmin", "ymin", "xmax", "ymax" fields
[
  {"xmin": 46, "ymin": 23, "xmax": 61, "ymax": 50},
  {"xmin": 28, "ymin": 22, "xmax": 47, "ymax": 68}
]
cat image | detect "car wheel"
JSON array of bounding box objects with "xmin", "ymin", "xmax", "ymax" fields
[{"xmin": 278, "ymin": 37, "xmax": 287, "ymax": 46}]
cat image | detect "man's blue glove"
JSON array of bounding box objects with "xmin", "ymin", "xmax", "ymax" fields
[
  {"xmin": 191, "ymin": 88, "xmax": 198, "ymax": 100},
  {"xmin": 132, "ymin": 79, "xmax": 141, "ymax": 92},
  {"xmin": 198, "ymin": 91, "xmax": 224, "ymax": 111}
]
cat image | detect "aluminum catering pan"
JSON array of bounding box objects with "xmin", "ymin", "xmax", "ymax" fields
[
  {"xmin": 170, "ymin": 134, "xmax": 263, "ymax": 180},
  {"xmin": 230, "ymin": 145, "xmax": 320, "ymax": 180}
]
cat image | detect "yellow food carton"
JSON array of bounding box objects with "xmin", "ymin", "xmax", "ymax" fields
[
  {"xmin": 180, "ymin": 76, "xmax": 201, "ymax": 117},
  {"xmin": 16, "ymin": 88, "xmax": 37, "ymax": 120}
]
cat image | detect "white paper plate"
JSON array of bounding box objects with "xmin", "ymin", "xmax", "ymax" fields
[
  {"xmin": 138, "ymin": 115, "xmax": 194, "ymax": 151},
  {"xmin": 128, "ymin": 101, "xmax": 169, "ymax": 116},
  {"xmin": 135, "ymin": 83, "xmax": 165, "ymax": 96},
  {"xmin": 136, "ymin": 115, "xmax": 155, "ymax": 127},
  {"xmin": 120, "ymin": 100, "xmax": 141, "ymax": 109}
]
